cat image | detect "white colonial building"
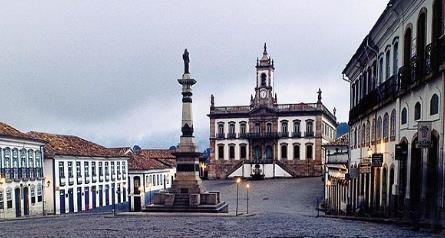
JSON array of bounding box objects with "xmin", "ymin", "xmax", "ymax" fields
[
  {"xmin": 343, "ymin": 0, "xmax": 444, "ymax": 226},
  {"xmin": 114, "ymin": 146, "xmax": 176, "ymax": 212},
  {"xmin": 208, "ymin": 44, "xmax": 337, "ymax": 179},
  {"xmin": 29, "ymin": 132, "xmax": 128, "ymax": 215},
  {"xmin": 0, "ymin": 122, "xmax": 46, "ymax": 219}
]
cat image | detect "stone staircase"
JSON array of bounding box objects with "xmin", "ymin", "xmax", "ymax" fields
[
  {"xmin": 224, "ymin": 160, "xmax": 245, "ymax": 178},
  {"xmin": 275, "ymin": 160, "xmax": 298, "ymax": 177},
  {"xmin": 173, "ymin": 194, "xmax": 189, "ymax": 207}
]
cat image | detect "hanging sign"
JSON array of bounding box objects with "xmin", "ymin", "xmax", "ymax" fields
[
  {"xmin": 372, "ymin": 153, "xmax": 384, "ymax": 167},
  {"xmin": 417, "ymin": 121, "xmax": 432, "ymax": 148}
]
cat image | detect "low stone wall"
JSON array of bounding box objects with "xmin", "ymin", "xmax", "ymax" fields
[{"xmin": 208, "ymin": 159, "xmax": 322, "ymax": 179}]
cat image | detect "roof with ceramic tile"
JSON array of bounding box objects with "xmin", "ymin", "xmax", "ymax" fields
[
  {"xmin": 0, "ymin": 122, "xmax": 46, "ymax": 143},
  {"xmin": 328, "ymin": 134, "xmax": 349, "ymax": 146},
  {"xmin": 28, "ymin": 131, "xmax": 127, "ymax": 158},
  {"xmin": 111, "ymin": 147, "xmax": 175, "ymax": 171}
]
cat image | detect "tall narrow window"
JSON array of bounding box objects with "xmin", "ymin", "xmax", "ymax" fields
[
  {"xmin": 432, "ymin": 0, "xmax": 444, "ymax": 42},
  {"xmin": 228, "ymin": 123, "xmax": 236, "ymax": 138},
  {"xmin": 366, "ymin": 122, "xmax": 370, "ymax": 145},
  {"xmin": 217, "ymin": 123, "xmax": 224, "ymax": 138},
  {"xmin": 240, "ymin": 122, "xmax": 247, "ymax": 136},
  {"xmin": 371, "ymin": 119, "xmax": 376, "ymax": 143},
  {"xmin": 404, "ymin": 28, "xmax": 412, "ymax": 66},
  {"xmin": 393, "ymin": 41, "xmax": 399, "ymax": 75},
  {"xmin": 84, "ymin": 162, "xmax": 89, "ymax": 178},
  {"xmin": 229, "ymin": 145, "xmax": 235, "ymax": 160},
  {"xmin": 390, "ymin": 109, "xmax": 396, "ymax": 141},
  {"xmin": 76, "ymin": 162, "xmax": 81, "ymax": 177},
  {"xmin": 261, "ymin": 73, "xmax": 267, "ymax": 86},
  {"xmin": 281, "ymin": 121, "xmax": 288, "ymax": 135},
  {"xmin": 240, "ymin": 144, "xmax": 247, "ymax": 160},
  {"xmin": 266, "ymin": 123, "xmax": 272, "ymax": 133},
  {"xmin": 293, "ymin": 144, "xmax": 300, "ymax": 160},
  {"xmin": 37, "ymin": 185, "xmax": 42, "ymax": 202},
  {"xmin": 255, "ymin": 123, "xmax": 261, "ymax": 133},
  {"xmin": 385, "ymin": 50, "xmax": 391, "ymax": 80},
  {"xmin": 379, "ymin": 56, "xmax": 384, "ymax": 84},
  {"xmin": 31, "ymin": 185, "xmax": 36, "ymax": 204},
  {"xmin": 376, "ymin": 117, "xmax": 383, "ymax": 141},
  {"xmin": 293, "ymin": 120, "xmax": 300, "ymax": 137},
  {"xmin": 6, "ymin": 188, "xmax": 12, "ymax": 209},
  {"xmin": 4, "ymin": 148, "xmax": 10, "ymax": 168},
  {"xmin": 0, "ymin": 190, "xmax": 3, "ymax": 209},
  {"xmin": 281, "ymin": 144, "xmax": 288, "ymax": 160},
  {"xmin": 415, "ymin": 102, "xmax": 421, "ymax": 120},
  {"xmin": 401, "ymin": 108, "xmax": 408, "ymax": 125},
  {"xmin": 306, "ymin": 144, "xmax": 313, "ymax": 159},
  {"xmin": 383, "ymin": 113, "xmax": 389, "ymax": 141},
  {"xmin": 417, "ymin": 12, "xmax": 427, "ymax": 67},
  {"xmin": 218, "ymin": 145, "xmax": 224, "ymax": 160},
  {"xmin": 430, "ymin": 94, "xmax": 439, "ymax": 115},
  {"xmin": 306, "ymin": 120, "xmax": 314, "ymax": 137}
]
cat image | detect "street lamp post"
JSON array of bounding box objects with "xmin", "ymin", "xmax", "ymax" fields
[
  {"xmin": 236, "ymin": 177, "xmax": 241, "ymax": 216},
  {"xmin": 246, "ymin": 183, "xmax": 250, "ymax": 214}
]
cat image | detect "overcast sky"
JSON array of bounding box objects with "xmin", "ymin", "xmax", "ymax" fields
[{"xmin": 0, "ymin": 0, "xmax": 388, "ymax": 150}]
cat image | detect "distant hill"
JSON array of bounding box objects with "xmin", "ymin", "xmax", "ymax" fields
[{"xmin": 336, "ymin": 122, "xmax": 349, "ymax": 138}]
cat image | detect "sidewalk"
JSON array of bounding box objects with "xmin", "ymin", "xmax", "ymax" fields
[{"xmin": 107, "ymin": 211, "xmax": 256, "ymax": 218}]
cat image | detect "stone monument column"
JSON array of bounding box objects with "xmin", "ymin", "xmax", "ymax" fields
[{"xmin": 172, "ymin": 49, "xmax": 206, "ymax": 194}]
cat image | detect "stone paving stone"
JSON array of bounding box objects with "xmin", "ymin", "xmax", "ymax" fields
[{"xmin": 0, "ymin": 178, "xmax": 440, "ymax": 237}]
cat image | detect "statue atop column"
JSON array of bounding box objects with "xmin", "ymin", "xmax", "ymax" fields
[
  {"xmin": 317, "ymin": 88, "xmax": 322, "ymax": 103},
  {"xmin": 183, "ymin": 49, "xmax": 190, "ymax": 74}
]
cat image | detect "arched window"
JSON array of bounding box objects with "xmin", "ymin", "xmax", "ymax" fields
[
  {"xmin": 255, "ymin": 123, "xmax": 261, "ymax": 133},
  {"xmin": 228, "ymin": 122, "xmax": 236, "ymax": 138},
  {"xmin": 217, "ymin": 123, "xmax": 224, "ymax": 138},
  {"xmin": 240, "ymin": 122, "xmax": 247, "ymax": 136},
  {"xmin": 361, "ymin": 123, "xmax": 366, "ymax": 146},
  {"xmin": 266, "ymin": 122, "xmax": 272, "ymax": 133},
  {"xmin": 401, "ymin": 107, "xmax": 408, "ymax": 125},
  {"xmin": 365, "ymin": 121, "xmax": 370, "ymax": 145},
  {"xmin": 293, "ymin": 120, "xmax": 301, "ymax": 137},
  {"xmin": 367, "ymin": 68, "xmax": 373, "ymax": 91},
  {"xmin": 376, "ymin": 116, "xmax": 383, "ymax": 141},
  {"xmin": 281, "ymin": 144, "xmax": 288, "ymax": 160},
  {"xmin": 281, "ymin": 121, "xmax": 288, "ymax": 134},
  {"xmin": 293, "ymin": 144, "xmax": 300, "ymax": 160},
  {"xmin": 28, "ymin": 150, "xmax": 34, "ymax": 168},
  {"xmin": 385, "ymin": 49, "xmax": 391, "ymax": 80},
  {"xmin": 404, "ymin": 28, "xmax": 412, "ymax": 66},
  {"xmin": 305, "ymin": 120, "xmax": 314, "ymax": 137},
  {"xmin": 261, "ymin": 73, "xmax": 267, "ymax": 86},
  {"xmin": 433, "ymin": 0, "xmax": 444, "ymax": 41},
  {"xmin": 417, "ymin": 10, "xmax": 427, "ymax": 75},
  {"xmin": 390, "ymin": 109, "xmax": 396, "ymax": 141},
  {"xmin": 306, "ymin": 144, "xmax": 313, "ymax": 159},
  {"xmin": 371, "ymin": 119, "xmax": 376, "ymax": 143},
  {"xmin": 430, "ymin": 94, "xmax": 439, "ymax": 115},
  {"xmin": 393, "ymin": 39, "xmax": 399, "ymax": 75},
  {"xmin": 383, "ymin": 113, "xmax": 389, "ymax": 141},
  {"xmin": 414, "ymin": 102, "xmax": 421, "ymax": 120}
]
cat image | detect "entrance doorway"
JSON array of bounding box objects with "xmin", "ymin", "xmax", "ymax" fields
[
  {"xmin": 23, "ymin": 187, "xmax": 29, "ymax": 216},
  {"xmin": 426, "ymin": 134, "xmax": 439, "ymax": 218},
  {"xmin": 60, "ymin": 190, "xmax": 65, "ymax": 214},
  {"xmin": 92, "ymin": 186, "xmax": 97, "ymax": 209},
  {"xmin": 410, "ymin": 138, "xmax": 422, "ymax": 213},
  {"xmin": 15, "ymin": 188, "xmax": 21, "ymax": 217},
  {"xmin": 68, "ymin": 188, "xmax": 74, "ymax": 213},
  {"xmin": 133, "ymin": 176, "xmax": 141, "ymax": 211},
  {"xmin": 84, "ymin": 187, "xmax": 89, "ymax": 211}
]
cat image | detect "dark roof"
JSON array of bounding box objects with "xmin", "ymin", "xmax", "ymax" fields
[
  {"xmin": 28, "ymin": 131, "xmax": 126, "ymax": 158},
  {"xmin": 0, "ymin": 122, "xmax": 46, "ymax": 143},
  {"xmin": 111, "ymin": 148, "xmax": 175, "ymax": 171}
]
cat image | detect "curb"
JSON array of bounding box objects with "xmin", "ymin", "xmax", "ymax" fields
[{"xmin": 106, "ymin": 212, "xmax": 256, "ymax": 218}]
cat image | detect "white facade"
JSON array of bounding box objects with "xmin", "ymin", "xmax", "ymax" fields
[
  {"xmin": 0, "ymin": 137, "xmax": 45, "ymax": 219},
  {"xmin": 344, "ymin": 0, "xmax": 445, "ymax": 221},
  {"xmin": 128, "ymin": 168, "xmax": 176, "ymax": 211},
  {"xmin": 45, "ymin": 155, "xmax": 128, "ymax": 215}
]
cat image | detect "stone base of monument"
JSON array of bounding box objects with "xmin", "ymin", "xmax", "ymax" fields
[{"xmin": 144, "ymin": 192, "xmax": 229, "ymax": 213}]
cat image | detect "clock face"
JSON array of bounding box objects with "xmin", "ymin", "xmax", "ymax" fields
[{"xmin": 260, "ymin": 90, "xmax": 267, "ymax": 98}]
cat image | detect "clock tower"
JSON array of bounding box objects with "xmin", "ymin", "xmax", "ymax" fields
[{"xmin": 253, "ymin": 43, "xmax": 275, "ymax": 107}]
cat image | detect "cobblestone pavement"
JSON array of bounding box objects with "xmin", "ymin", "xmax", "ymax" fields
[{"xmin": 0, "ymin": 178, "xmax": 440, "ymax": 237}]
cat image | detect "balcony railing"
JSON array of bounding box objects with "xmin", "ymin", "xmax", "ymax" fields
[
  {"xmin": 227, "ymin": 133, "xmax": 237, "ymax": 139},
  {"xmin": 238, "ymin": 133, "xmax": 247, "ymax": 139},
  {"xmin": 216, "ymin": 133, "xmax": 225, "ymax": 139},
  {"xmin": 304, "ymin": 131, "xmax": 314, "ymax": 137},
  {"xmin": 350, "ymin": 74, "xmax": 400, "ymax": 122},
  {"xmin": 77, "ymin": 176, "xmax": 83, "ymax": 184},
  {"xmin": 60, "ymin": 177, "xmax": 66, "ymax": 186},
  {"xmin": 292, "ymin": 132, "xmax": 302, "ymax": 138},
  {"xmin": 279, "ymin": 132, "xmax": 289, "ymax": 138},
  {"xmin": 68, "ymin": 177, "xmax": 74, "ymax": 185},
  {"xmin": 245, "ymin": 132, "xmax": 280, "ymax": 139}
]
